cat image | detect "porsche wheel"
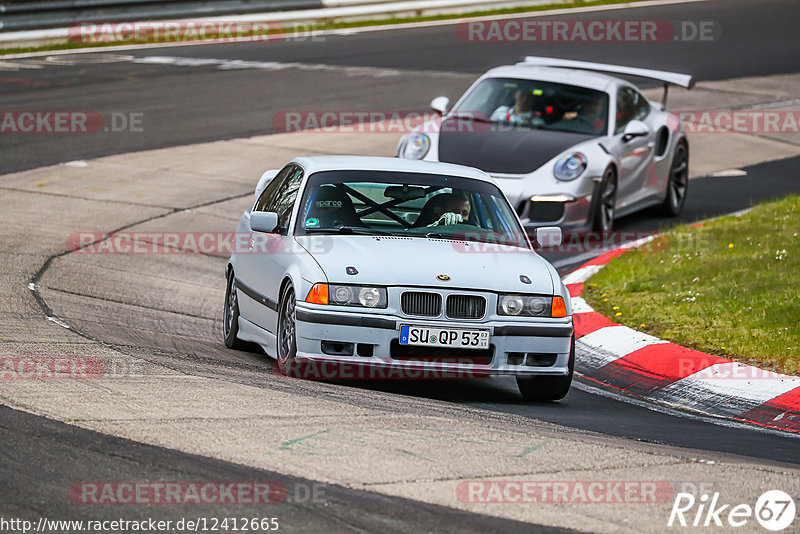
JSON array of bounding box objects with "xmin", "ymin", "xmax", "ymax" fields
[
  {"xmin": 276, "ymin": 283, "xmax": 301, "ymax": 377},
  {"xmin": 661, "ymin": 141, "xmax": 689, "ymax": 216},
  {"xmin": 592, "ymin": 168, "xmax": 617, "ymax": 232},
  {"xmin": 223, "ymin": 269, "xmax": 245, "ymax": 350},
  {"xmin": 516, "ymin": 334, "xmax": 575, "ymax": 402}
]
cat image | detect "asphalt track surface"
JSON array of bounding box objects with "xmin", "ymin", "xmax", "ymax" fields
[
  {"xmin": 2, "ymin": 0, "xmax": 800, "ymax": 529},
  {"xmin": 0, "ymin": 405, "xmax": 572, "ymax": 533},
  {"xmin": 2, "ymin": 0, "xmax": 800, "ymax": 173}
]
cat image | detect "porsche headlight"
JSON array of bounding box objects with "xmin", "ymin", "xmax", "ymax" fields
[
  {"xmin": 328, "ymin": 284, "xmax": 387, "ymax": 308},
  {"xmin": 553, "ymin": 152, "xmax": 587, "ymax": 181},
  {"xmin": 402, "ymin": 133, "xmax": 431, "ymax": 160}
]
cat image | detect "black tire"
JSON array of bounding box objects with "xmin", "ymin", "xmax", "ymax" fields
[
  {"xmin": 661, "ymin": 141, "xmax": 689, "ymax": 216},
  {"xmin": 276, "ymin": 283, "xmax": 301, "ymax": 377},
  {"xmin": 591, "ymin": 167, "xmax": 617, "ymax": 232},
  {"xmin": 516, "ymin": 334, "xmax": 575, "ymax": 402},
  {"xmin": 223, "ymin": 269, "xmax": 246, "ymax": 350}
]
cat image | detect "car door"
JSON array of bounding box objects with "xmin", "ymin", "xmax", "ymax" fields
[
  {"xmin": 237, "ymin": 164, "xmax": 304, "ymax": 334},
  {"xmin": 609, "ymin": 87, "xmax": 657, "ymax": 209}
]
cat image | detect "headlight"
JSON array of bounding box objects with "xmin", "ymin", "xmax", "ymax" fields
[
  {"xmin": 327, "ymin": 284, "xmax": 387, "ymax": 308},
  {"xmin": 402, "ymin": 133, "xmax": 431, "ymax": 160},
  {"xmin": 553, "ymin": 152, "xmax": 587, "ymax": 181},
  {"xmin": 498, "ymin": 295, "xmax": 563, "ymax": 317}
]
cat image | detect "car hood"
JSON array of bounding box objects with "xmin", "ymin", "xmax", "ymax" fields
[
  {"xmin": 437, "ymin": 118, "xmax": 594, "ymax": 175},
  {"xmin": 295, "ymin": 235, "xmax": 554, "ymax": 294}
]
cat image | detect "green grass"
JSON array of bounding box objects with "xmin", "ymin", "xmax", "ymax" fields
[
  {"xmin": 2, "ymin": 0, "xmax": 653, "ymax": 55},
  {"xmin": 584, "ymin": 195, "xmax": 800, "ymax": 375}
]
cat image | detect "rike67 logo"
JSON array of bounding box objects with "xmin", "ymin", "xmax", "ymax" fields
[{"xmin": 668, "ymin": 490, "xmax": 795, "ymax": 531}]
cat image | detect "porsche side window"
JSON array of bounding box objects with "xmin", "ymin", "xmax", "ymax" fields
[
  {"xmin": 633, "ymin": 90, "xmax": 650, "ymax": 121},
  {"xmin": 614, "ymin": 87, "xmax": 636, "ymax": 134},
  {"xmin": 254, "ymin": 165, "xmax": 293, "ymax": 212}
]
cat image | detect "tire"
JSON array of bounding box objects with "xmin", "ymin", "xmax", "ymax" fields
[
  {"xmin": 516, "ymin": 334, "xmax": 575, "ymax": 402},
  {"xmin": 591, "ymin": 167, "xmax": 617, "ymax": 232},
  {"xmin": 276, "ymin": 283, "xmax": 301, "ymax": 377},
  {"xmin": 223, "ymin": 269, "xmax": 246, "ymax": 350},
  {"xmin": 661, "ymin": 141, "xmax": 689, "ymax": 217}
]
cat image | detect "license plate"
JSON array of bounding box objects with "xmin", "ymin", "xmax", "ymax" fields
[{"xmin": 399, "ymin": 325, "xmax": 490, "ymax": 350}]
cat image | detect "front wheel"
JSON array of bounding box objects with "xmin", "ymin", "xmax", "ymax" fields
[
  {"xmin": 276, "ymin": 283, "xmax": 301, "ymax": 377},
  {"xmin": 516, "ymin": 334, "xmax": 575, "ymax": 402},
  {"xmin": 223, "ymin": 269, "xmax": 246, "ymax": 350},
  {"xmin": 661, "ymin": 141, "xmax": 689, "ymax": 216},
  {"xmin": 592, "ymin": 168, "xmax": 617, "ymax": 232}
]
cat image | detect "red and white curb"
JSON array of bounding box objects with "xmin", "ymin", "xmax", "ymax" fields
[{"xmin": 563, "ymin": 236, "xmax": 800, "ymax": 435}]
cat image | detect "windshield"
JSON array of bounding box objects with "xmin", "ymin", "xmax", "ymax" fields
[
  {"xmin": 295, "ymin": 170, "xmax": 529, "ymax": 248},
  {"xmin": 452, "ymin": 77, "xmax": 609, "ymax": 136}
]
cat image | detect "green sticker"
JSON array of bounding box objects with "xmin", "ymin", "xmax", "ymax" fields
[{"xmin": 305, "ymin": 217, "xmax": 320, "ymax": 228}]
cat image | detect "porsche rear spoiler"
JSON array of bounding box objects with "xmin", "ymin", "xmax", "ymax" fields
[{"xmin": 517, "ymin": 56, "xmax": 695, "ymax": 107}]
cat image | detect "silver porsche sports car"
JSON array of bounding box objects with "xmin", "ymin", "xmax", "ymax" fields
[
  {"xmin": 224, "ymin": 156, "xmax": 575, "ymax": 400},
  {"xmin": 396, "ymin": 56, "xmax": 694, "ymax": 232}
]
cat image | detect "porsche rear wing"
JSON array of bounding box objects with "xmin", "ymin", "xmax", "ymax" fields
[{"xmin": 517, "ymin": 56, "xmax": 694, "ymax": 107}]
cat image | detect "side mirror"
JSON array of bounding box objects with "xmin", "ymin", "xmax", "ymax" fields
[
  {"xmin": 255, "ymin": 169, "xmax": 279, "ymax": 201},
  {"xmin": 250, "ymin": 211, "xmax": 279, "ymax": 233},
  {"xmin": 622, "ymin": 119, "xmax": 650, "ymax": 142},
  {"xmin": 430, "ymin": 96, "xmax": 450, "ymax": 115},
  {"xmin": 535, "ymin": 226, "xmax": 562, "ymax": 248}
]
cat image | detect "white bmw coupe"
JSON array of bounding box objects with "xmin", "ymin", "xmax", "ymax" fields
[{"xmin": 224, "ymin": 156, "xmax": 574, "ymax": 400}]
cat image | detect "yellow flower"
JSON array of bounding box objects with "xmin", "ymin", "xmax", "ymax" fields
[
  {"xmin": 612, "ymin": 306, "xmax": 620, "ymax": 310},
  {"xmin": 615, "ymin": 312, "xmax": 622, "ymax": 317},
  {"xmin": 603, "ymin": 298, "xmax": 609, "ymax": 302},
  {"xmin": 728, "ymin": 243, "xmax": 734, "ymax": 249},
  {"xmin": 721, "ymin": 346, "xmax": 726, "ymax": 350},
  {"xmin": 640, "ymin": 323, "xmax": 647, "ymax": 328}
]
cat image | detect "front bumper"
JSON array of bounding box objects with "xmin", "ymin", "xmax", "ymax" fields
[
  {"xmin": 515, "ymin": 193, "xmax": 594, "ymax": 231},
  {"xmin": 293, "ymin": 304, "xmax": 573, "ymax": 379}
]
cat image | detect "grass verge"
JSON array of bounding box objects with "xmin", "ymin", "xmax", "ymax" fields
[
  {"xmin": 2, "ymin": 0, "xmax": 654, "ymax": 56},
  {"xmin": 584, "ymin": 195, "xmax": 800, "ymax": 375}
]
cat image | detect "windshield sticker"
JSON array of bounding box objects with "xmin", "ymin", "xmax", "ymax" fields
[{"xmin": 304, "ymin": 217, "xmax": 320, "ymax": 228}]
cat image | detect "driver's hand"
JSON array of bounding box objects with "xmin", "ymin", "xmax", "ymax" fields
[{"xmin": 428, "ymin": 212, "xmax": 463, "ymax": 227}]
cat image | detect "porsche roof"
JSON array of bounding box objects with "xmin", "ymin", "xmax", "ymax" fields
[
  {"xmin": 482, "ymin": 65, "xmax": 623, "ymax": 92},
  {"xmin": 291, "ymin": 155, "xmax": 494, "ymax": 182}
]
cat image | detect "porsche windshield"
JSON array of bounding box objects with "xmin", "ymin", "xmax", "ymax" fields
[
  {"xmin": 452, "ymin": 77, "xmax": 609, "ymax": 136},
  {"xmin": 296, "ymin": 170, "xmax": 529, "ymax": 248}
]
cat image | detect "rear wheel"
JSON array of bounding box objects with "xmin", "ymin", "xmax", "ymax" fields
[
  {"xmin": 276, "ymin": 283, "xmax": 301, "ymax": 377},
  {"xmin": 661, "ymin": 141, "xmax": 689, "ymax": 216},
  {"xmin": 516, "ymin": 334, "xmax": 575, "ymax": 402},
  {"xmin": 592, "ymin": 168, "xmax": 617, "ymax": 232},
  {"xmin": 223, "ymin": 269, "xmax": 246, "ymax": 350}
]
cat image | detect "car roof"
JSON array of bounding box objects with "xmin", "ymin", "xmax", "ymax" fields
[
  {"xmin": 291, "ymin": 155, "xmax": 496, "ymax": 183},
  {"xmin": 482, "ymin": 65, "xmax": 626, "ymax": 92}
]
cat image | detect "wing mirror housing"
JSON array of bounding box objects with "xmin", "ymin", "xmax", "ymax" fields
[
  {"xmin": 622, "ymin": 119, "xmax": 650, "ymax": 142},
  {"xmin": 430, "ymin": 96, "xmax": 450, "ymax": 115},
  {"xmin": 255, "ymin": 169, "xmax": 279, "ymax": 200},
  {"xmin": 250, "ymin": 211, "xmax": 279, "ymax": 233},
  {"xmin": 535, "ymin": 226, "xmax": 563, "ymax": 248}
]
